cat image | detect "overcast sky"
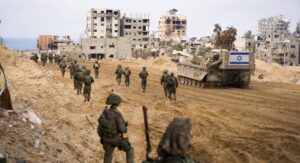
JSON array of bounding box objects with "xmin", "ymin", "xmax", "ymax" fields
[{"xmin": 0, "ymin": 0, "xmax": 299, "ymax": 40}]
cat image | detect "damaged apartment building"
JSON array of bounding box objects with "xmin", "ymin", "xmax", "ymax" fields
[
  {"xmin": 158, "ymin": 9, "xmax": 187, "ymax": 42},
  {"xmin": 255, "ymin": 15, "xmax": 300, "ymax": 66},
  {"xmin": 82, "ymin": 8, "xmax": 150, "ymax": 59}
]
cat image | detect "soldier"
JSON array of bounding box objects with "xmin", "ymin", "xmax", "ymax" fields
[
  {"xmin": 74, "ymin": 67, "xmax": 84, "ymax": 95},
  {"xmin": 40, "ymin": 52, "xmax": 48, "ymax": 66},
  {"xmin": 93, "ymin": 60, "xmax": 100, "ymax": 78},
  {"xmin": 72, "ymin": 61, "xmax": 79, "ymax": 89},
  {"xmin": 139, "ymin": 66, "xmax": 148, "ymax": 93},
  {"xmin": 59, "ymin": 61, "xmax": 67, "ymax": 77},
  {"xmin": 160, "ymin": 69, "xmax": 170, "ymax": 98},
  {"xmin": 97, "ymin": 93, "xmax": 134, "ymax": 163},
  {"xmin": 167, "ymin": 73, "xmax": 178, "ymax": 100},
  {"xmin": 83, "ymin": 70, "xmax": 94, "ymax": 102},
  {"xmin": 54, "ymin": 54, "xmax": 58, "ymax": 64},
  {"xmin": 30, "ymin": 53, "xmax": 39, "ymax": 63},
  {"xmin": 82, "ymin": 65, "xmax": 87, "ymax": 77},
  {"xmin": 68, "ymin": 62, "xmax": 74, "ymax": 79},
  {"xmin": 157, "ymin": 117, "xmax": 197, "ymax": 163},
  {"xmin": 115, "ymin": 64, "xmax": 123, "ymax": 85},
  {"xmin": 123, "ymin": 67, "xmax": 131, "ymax": 87},
  {"xmin": 48, "ymin": 52, "xmax": 54, "ymax": 64}
]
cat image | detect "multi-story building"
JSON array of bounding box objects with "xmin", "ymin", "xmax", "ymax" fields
[
  {"xmin": 85, "ymin": 8, "xmax": 121, "ymax": 38},
  {"xmin": 258, "ymin": 15, "xmax": 290, "ymax": 40},
  {"xmin": 121, "ymin": 16, "xmax": 150, "ymax": 49},
  {"xmin": 158, "ymin": 9, "xmax": 187, "ymax": 42},
  {"xmin": 294, "ymin": 21, "xmax": 300, "ymax": 37},
  {"xmin": 37, "ymin": 35, "xmax": 59, "ymax": 51}
]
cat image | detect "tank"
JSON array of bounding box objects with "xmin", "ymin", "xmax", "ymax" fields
[{"xmin": 177, "ymin": 49, "xmax": 255, "ymax": 88}]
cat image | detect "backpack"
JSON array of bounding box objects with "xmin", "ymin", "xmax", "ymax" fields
[
  {"xmin": 98, "ymin": 109, "xmax": 118, "ymax": 137},
  {"xmin": 168, "ymin": 77, "xmax": 175, "ymax": 86},
  {"xmin": 94, "ymin": 63, "xmax": 99, "ymax": 69},
  {"xmin": 124, "ymin": 70, "xmax": 131, "ymax": 76},
  {"xmin": 76, "ymin": 72, "xmax": 84, "ymax": 81},
  {"xmin": 60, "ymin": 62, "xmax": 66, "ymax": 68},
  {"xmin": 84, "ymin": 76, "xmax": 93, "ymax": 85},
  {"xmin": 140, "ymin": 71, "xmax": 148, "ymax": 79}
]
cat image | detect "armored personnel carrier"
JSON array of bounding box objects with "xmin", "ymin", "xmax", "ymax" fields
[{"xmin": 177, "ymin": 49, "xmax": 255, "ymax": 88}]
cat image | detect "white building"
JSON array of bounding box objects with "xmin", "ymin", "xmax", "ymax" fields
[
  {"xmin": 258, "ymin": 15, "xmax": 290, "ymax": 40},
  {"xmin": 86, "ymin": 8, "xmax": 121, "ymax": 38},
  {"xmin": 158, "ymin": 9, "xmax": 187, "ymax": 42}
]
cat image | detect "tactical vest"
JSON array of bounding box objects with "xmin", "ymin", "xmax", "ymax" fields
[
  {"xmin": 84, "ymin": 76, "xmax": 93, "ymax": 85},
  {"xmin": 98, "ymin": 109, "xmax": 119, "ymax": 138}
]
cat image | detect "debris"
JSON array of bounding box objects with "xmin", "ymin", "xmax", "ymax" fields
[
  {"xmin": 258, "ymin": 73, "xmax": 264, "ymax": 79},
  {"xmin": 34, "ymin": 139, "xmax": 40, "ymax": 149},
  {"xmin": 26, "ymin": 110, "xmax": 43, "ymax": 125}
]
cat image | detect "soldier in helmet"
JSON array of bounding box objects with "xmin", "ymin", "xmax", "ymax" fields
[
  {"xmin": 30, "ymin": 53, "xmax": 39, "ymax": 63},
  {"xmin": 40, "ymin": 52, "xmax": 48, "ymax": 66},
  {"xmin": 72, "ymin": 61, "xmax": 79, "ymax": 89},
  {"xmin": 59, "ymin": 61, "xmax": 67, "ymax": 77},
  {"xmin": 139, "ymin": 66, "xmax": 148, "ymax": 93},
  {"xmin": 97, "ymin": 92, "xmax": 134, "ymax": 163},
  {"xmin": 68, "ymin": 62, "xmax": 74, "ymax": 79},
  {"xmin": 157, "ymin": 117, "xmax": 197, "ymax": 163},
  {"xmin": 74, "ymin": 67, "xmax": 84, "ymax": 95},
  {"xmin": 115, "ymin": 64, "xmax": 123, "ymax": 85},
  {"xmin": 83, "ymin": 70, "xmax": 94, "ymax": 102},
  {"xmin": 93, "ymin": 60, "xmax": 100, "ymax": 78},
  {"xmin": 82, "ymin": 65, "xmax": 88, "ymax": 77},
  {"xmin": 123, "ymin": 67, "xmax": 131, "ymax": 87},
  {"xmin": 160, "ymin": 69, "xmax": 170, "ymax": 98},
  {"xmin": 48, "ymin": 52, "xmax": 54, "ymax": 64},
  {"xmin": 167, "ymin": 72, "xmax": 178, "ymax": 100}
]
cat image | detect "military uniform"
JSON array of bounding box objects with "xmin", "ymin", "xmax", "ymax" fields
[
  {"xmin": 30, "ymin": 53, "xmax": 39, "ymax": 63},
  {"xmin": 115, "ymin": 65, "xmax": 123, "ymax": 85},
  {"xmin": 139, "ymin": 67, "xmax": 148, "ymax": 92},
  {"xmin": 72, "ymin": 62, "xmax": 79, "ymax": 90},
  {"xmin": 68, "ymin": 62, "xmax": 74, "ymax": 79},
  {"xmin": 167, "ymin": 73, "xmax": 178, "ymax": 100},
  {"xmin": 123, "ymin": 67, "xmax": 131, "ymax": 87},
  {"xmin": 40, "ymin": 53, "xmax": 48, "ymax": 66},
  {"xmin": 160, "ymin": 70, "xmax": 170, "ymax": 98},
  {"xmin": 97, "ymin": 93, "xmax": 134, "ymax": 163},
  {"xmin": 59, "ymin": 61, "xmax": 67, "ymax": 77},
  {"xmin": 93, "ymin": 61, "xmax": 100, "ymax": 78},
  {"xmin": 48, "ymin": 53, "xmax": 54, "ymax": 64},
  {"xmin": 74, "ymin": 68, "xmax": 84, "ymax": 95},
  {"xmin": 83, "ymin": 70, "xmax": 94, "ymax": 102}
]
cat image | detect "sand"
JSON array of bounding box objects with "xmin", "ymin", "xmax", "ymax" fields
[{"xmin": 0, "ymin": 46, "xmax": 300, "ymax": 162}]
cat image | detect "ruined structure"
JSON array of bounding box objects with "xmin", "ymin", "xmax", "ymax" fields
[
  {"xmin": 258, "ymin": 15, "xmax": 290, "ymax": 40},
  {"xmin": 158, "ymin": 9, "xmax": 187, "ymax": 42}
]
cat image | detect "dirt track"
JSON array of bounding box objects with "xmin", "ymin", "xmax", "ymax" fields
[{"xmin": 1, "ymin": 48, "xmax": 300, "ymax": 162}]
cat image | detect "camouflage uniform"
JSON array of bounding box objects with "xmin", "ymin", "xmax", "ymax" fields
[
  {"xmin": 139, "ymin": 67, "xmax": 148, "ymax": 93},
  {"xmin": 59, "ymin": 61, "xmax": 67, "ymax": 77},
  {"xmin": 48, "ymin": 53, "xmax": 54, "ymax": 64},
  {"xmin": 115, "ymin": 64, "xmax": 123, "ymax": 85},
  {"xmin": 123, "ymin": 67, "xmax": 131, "ymax": 87},
  {"xmin": 93, "ymin": 61, "xmax": 100, "ymax": 78},
  {"xmin": 167, "ymin": 73, "xmax": 178, "ymax": 100},
  {"xmin": 72, "ymin": 61, "xmax": 79, "ymax": 90},
  {"xmin": 40, "ymin": 53, "xmax": 48, "ymax": 66},
  {"xmin": 83, "ymin": 70, "xmax": 94, "ymax": 102},
  {"xmin": 68, "ymin": 62, "xmax": 74, "ymax": 79},
  {"xmin": 82, "ymin": 66, "xmax": 88, "ymax": 77},
  {"xmin": 160, "ymin": 70, "xmax": 170, "ymax": 98},
  {"xmin": 30, "ymin": 53, "xmax": 39, "ymax": 63},
  {"xmin": 97, "ymin": 93, "xmax": 134, "ymax": 163},
  {"xmin": 74, "ymin": 68, "xmax": 84, "ymax": 95}
]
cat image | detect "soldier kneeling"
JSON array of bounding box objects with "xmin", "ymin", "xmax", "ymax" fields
[{"xmin": 97, "ymin": 93, "xmax": 134, "ymax": 163}]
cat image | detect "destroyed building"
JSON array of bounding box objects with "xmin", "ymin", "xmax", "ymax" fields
[
  {"xmin": 258, "ymin": 15, "xmax": 290, "ymax": 40},
  {"xmin": 37, "ymin": 35, "xmax": 59, "ymax": 51},
  {"xmin": 83, "ymin": 8, "xmax": 150, "ymax": 59},
  {"xmin": 158, "ymin": 9, "xmax": 187, "ymax": 42}
]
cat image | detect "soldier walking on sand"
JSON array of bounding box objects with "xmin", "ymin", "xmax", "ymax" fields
[
  {"xmin": 93, "ymin": 60, "xmax": 100, "ymax": 78},
  {"xmin": 40, "ymin": 52, "xmax": 48, "ymax": 67},
  {"xmin": 74, "ymin": 67, "xmax": 84, "ymax": 95},
  {"xmin": 59, "ymin": 61, "xmax": 67, "ymax": 77},
  {"xmin": 48, "ymin": 52, "xmax": 54, "ymax": 64},
  {"xmin": 115, "ymin": 64, "xmax": 123, "ymax": 85},
  {"xmin": 123, "ymin": 67, "xmax": 131, "ymax": 87},
  {"xmin": 160, "ymin": 69, "xmax": 170, "ymax": 98},
  {"xmin": 68, "ymin": 62, "xmax": 74, "ymax": 79},
  {"xmin": 83, "ymin": 70, "xmax": 94, "ymax": 102},
  {"xmin": 167, "ymin": 72, "xmax": 178, "ymax": 100},
  {"xmin": 97, "ymin": 93, "xmax": 134, "ymax": 163},
  {"xmin": 139, "ymin": 66, "xmax": 148, "ymax": 93}
]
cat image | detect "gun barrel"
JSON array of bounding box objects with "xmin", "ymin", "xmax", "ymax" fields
[{"xmin": 143, "ymin": 106, "xmax": 151, "ymax": 159}]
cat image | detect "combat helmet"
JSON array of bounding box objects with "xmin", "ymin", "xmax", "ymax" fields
[
  {"xmin": 82, "ymin": 65, "xmax": 86, "ymax": 69},
  {"xmin": 163, "ymin": 69, "xmax": 168, "ymax": 73},
  {"xmin": 143, "ymin": 66, "xmax": 146, "ymax": 70},
  {"xmin": 86, "ymin": 69, "xmax": 91, "ymax": 74},
  {"xmin": 106, "ymin": 93, "xmax": 121, "ymax": 105}
]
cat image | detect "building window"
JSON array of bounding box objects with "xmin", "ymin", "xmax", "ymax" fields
[
  {"xmin": 94, "ymin": 17, "xmax": 97, "ymax": 19},
  {"xmin": 115, "ymin": 24, "xmax": 118, "ymax": 27},
  {"xmin": 101, "ymin": 46, "xmax": 104, "ymax": 48},
  {"xmin": 109, "ymin": 44, "xmax": 115, "ymax": 48},
  {"xmin": 94, "ymin": 23, "xmax": 97, "ymax": 26},
  {"xmin": 90, "ymin": 46, "xmax": 96, "ymax": 50},
  {"xmin": 101, "ymin": 11, "xmax": 104, "ymax": 13},
  {"xmin": 94, "ymin": 11, "xmax": 97, "ymax": 13},
  {"xmin": 101, "ymin": 23, "xmax": 104, "ymax": 26},
  {"xmin": 291, "ymin": 45, "xmax": 296, "ymax": 48},
  {"xmin": 133, "ymin": 26, "xmax": 136, "ymax": 29},
  {"xmin": 138, "ymin": 26, "xmax": 141, "ymax": 29},
  {"xmin": 133, "ymin": 20, "xmax": 136, "ymax": 23},
  {"xmin": 94, "ymin": 30, "xmax": 97, "ymax": 32},
  {"xmin": 101, "ymin": 17, "xmax": 104, "ymax": 21},
  {"xmin": 275, "ymin": 35, "xmax": 279, "ymax": 38},
  {"xmin": 115, "ymin": 30, "xmax": 118, "ymax": 32}
]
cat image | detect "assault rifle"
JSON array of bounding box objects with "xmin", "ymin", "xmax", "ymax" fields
[{"xmin": 143, "ymin": 106, "xmax": 154, "ymax": 161}]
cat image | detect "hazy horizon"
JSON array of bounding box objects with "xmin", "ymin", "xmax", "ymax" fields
[{"xmin": 1, "ymin": 0, "xmax": 299, "ymax": 41}]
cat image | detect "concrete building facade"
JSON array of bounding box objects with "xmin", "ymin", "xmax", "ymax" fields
[
  {"xmin": 86, "ymin": 8, "xmax": 121, "ymax": 38},
  {"xmin": 81, "ymin": 37, "xmax": 131, "ymax": 59},
  {"xmin": 158, "ymin": 9, "xmax": 187, "ymax": 42},
  {"xmin": 121, "ymin": 16, "xmax": 150, "ymax": 49},
  {"xmin": 258, "ymin": 15, "xmax": 290, "ymax": 40},
  {"xmin": 37, "ymin": 35, "xmax": 58, "ymax": 51}
]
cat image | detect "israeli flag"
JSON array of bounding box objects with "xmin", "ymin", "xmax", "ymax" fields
[{"xmin": 229, "ymin": 52, "xmax": 249, "ymax": 65}]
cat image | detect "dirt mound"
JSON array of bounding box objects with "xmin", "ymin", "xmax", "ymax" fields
[{"xmin": 253, "ymin": 59, "xmax": 300, "ymax": 85}]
